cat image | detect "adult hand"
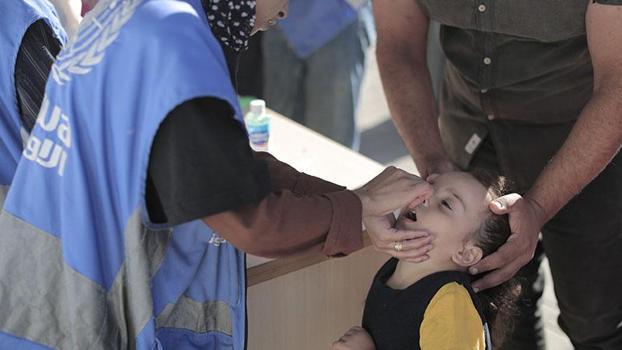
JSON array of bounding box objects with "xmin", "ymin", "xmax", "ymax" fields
[
  {"xmin": 470, "ymin": 193, "xmax": 548, "ymax": 291},
  {"xmin": 331, "ymin": 326, "xmax": 375, "ymax": 350},
  {"xmin": 419, "ymin": 158, "xmax": 456, "ymax": 180},
  {"xmin": 354, "ymin": 166, "xmax": 433, "ymax": 217},
  {"xmin": 354, "ymin": 166, "xmax": 435, "ymax": 262}
]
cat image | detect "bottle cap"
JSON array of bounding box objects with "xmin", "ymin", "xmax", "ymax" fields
[{"xmin": 249, "ymin": 99, "xmax": 266, "ymax": 115}]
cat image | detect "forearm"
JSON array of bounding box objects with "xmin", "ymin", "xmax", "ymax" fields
[
  {"xmin": 526, "ymin": 85, "xmax": 622, "ymax": 222},
  {"xmin": 377, "ymin": 48, "xmax": 449, "ymax": 173},
  {"xmin": 254, "ymin": 151, "xmax": 345, "ymax": 194},
  {"xmin": 203, "ymin": 189, "xmax": 363, "ymax": 258}
]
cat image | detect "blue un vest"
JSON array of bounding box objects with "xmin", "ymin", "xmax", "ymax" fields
[
  {"xmin": 0, "ymin": 0, "xmax": 246, "ymax": 349},
  {"xmin": 0, "ymin": 0, "xmax": 67, "ymax": 185},
  {"xmin": 278, "ymin": 0, "xmax": 359, "ymax": 58}
]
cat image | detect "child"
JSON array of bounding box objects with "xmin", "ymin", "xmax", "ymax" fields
[{"xmin": 333, "ymin": 171, "xmax": 519, "ymax": 350}]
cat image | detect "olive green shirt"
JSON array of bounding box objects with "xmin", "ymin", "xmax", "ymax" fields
[{"xmin": 416, "ymin": 0, "xmax": 621, "ymax": 191}]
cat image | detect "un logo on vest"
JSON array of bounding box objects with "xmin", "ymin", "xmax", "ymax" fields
[
  {"xmin": 23, "ymin": 97, "xmax": 72, "ymax": 176},
  {"xmin": 51, "ymin": 0, "xmax": 143, "ymax": 85}
]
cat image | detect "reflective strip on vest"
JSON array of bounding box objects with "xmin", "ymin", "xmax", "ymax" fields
[
  {"xmin": 1, "ymin": 0, "xmax": 244, "ymax": 348},
  {"xmin": 0, "ymin": 209, "xmax": 232, "ymax": 349},
  {"xmin": 156, "ymin": 297, "xmax": 232, "ymax": 336}
]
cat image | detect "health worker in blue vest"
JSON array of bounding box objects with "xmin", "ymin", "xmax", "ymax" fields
[
  {"xmin": 0, "ymin": 0, "xmax": 67, "ymax": 187},
  {"xmin": 0, "ymin": 0, "xmax": 434, "ymax": 349}
]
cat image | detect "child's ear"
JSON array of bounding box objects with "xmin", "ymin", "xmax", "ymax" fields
[{"xmin": 452, "ymin": 242, "xmax": 483, "ymax": 267}]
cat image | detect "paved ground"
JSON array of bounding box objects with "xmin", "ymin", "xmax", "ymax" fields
[{"xmin": 356, "ymin": 47, "xmax": 574, "ymax": 350}]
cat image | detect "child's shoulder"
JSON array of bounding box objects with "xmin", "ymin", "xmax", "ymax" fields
[
  {"xmin": 427, "ymin": 282, "xmax": 476, "ymax": 312},
  {"xmin": 420, "ymin": 282, "xmax": 487, "ymax": 349}
]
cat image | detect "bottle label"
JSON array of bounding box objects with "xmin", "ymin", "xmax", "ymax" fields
[{"xmin": 247, "ymin": 123, "xmax": 270, "ymax": 145}]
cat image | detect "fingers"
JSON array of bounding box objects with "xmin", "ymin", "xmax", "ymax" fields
[
  {"xmin": 373, "ymin": 230, "xmax": 430, "ymax": 249},
  {"xmin": 381, "ymin": 166, "xmax": 425, "ymax": 186},
  {"xmin": 400, "ymin": 235, "xmax": 435, "ymax": 250},
  {"xmin": 472, "ymin": 260, "xmax": 523, "ymax": 291},
  {"xmin": 489, "ymin": 193, "xmax": 523, "ymax": 214},
  {"xmin": 379, "ymin": 166, "xmax": 417, "ymax": 184},
  {"xmin": 469, "ymin": 232, "xmax": 533, "ymax": 291},
  {"xmin": 469, "ymin": 238, "xmax": 516, "ymax": 275},
  {"xmin": 362, "ymin": 166, "xmax": 398, "ymax": 190},
  {"xmin": 406, "ymin": 183, "xmax": 434, "ymax": 210},
  {"xmin": 373, "ymin": 234, "xmax": 434, "ymax": 261},
  {"xmin": 360, "ymin": 168, "xmax": 432, "ymax": 217},
  {"xmin": 389, "ymin": 242, "xmax": 434, "ymax": 260},
  {"xmin": 407, "ymin": 193, "xmax": 432, "ymax": 211},
  {"xmin": 376, "ymin": 165, "xmax": 399, "ymax": 182}
]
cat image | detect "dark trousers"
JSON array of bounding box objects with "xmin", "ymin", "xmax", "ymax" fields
[{"xmin": 468, "ymin": 137, "xmax": 622, "ymax": 349}]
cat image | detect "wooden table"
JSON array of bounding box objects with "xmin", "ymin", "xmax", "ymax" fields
[{"xmin": 246, "ymin": 113, "xmax": 391, "ymax": 350}]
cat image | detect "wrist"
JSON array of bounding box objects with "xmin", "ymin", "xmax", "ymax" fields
[
  {"xmin": 353, "ymin": 188, "xmax": 370, "ymax": 217},
  {"xmin": 522, "ymin": 194, "xmax": 550, "ymax": 229}
]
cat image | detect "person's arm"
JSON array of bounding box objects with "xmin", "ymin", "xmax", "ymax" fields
[
  {"xmin": 208, "ymin": 157, "xmax": 436, "ymax": 259},
  {"xmin": 148, "ymin": 98, "xmax": 435, "ymax": 259},
  {"xmin": 205, "ymin": 152, "xmax": 361, "ymax": 257},
  {"xmin": 204, "ymin": 188, "xmax": 362, "ymax": 258},
  {"xmin": 470, "ymin": 1, "xmax": 622, "ymax": 291},
  {"xmin": 373, "ymin": 0, "xmax": 455, "ymax": 178},
  {"xmin": 205, "ymin": 152, "xmax": 358, "ymax": 258},
  {"xmin": 206, "ymin": 164, "xmax": 435, "ymax": 258}
]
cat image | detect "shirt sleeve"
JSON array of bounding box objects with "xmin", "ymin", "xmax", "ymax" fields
[
  {"xmin": 147, "ymin": 98, "xmax": 364, "ymax": 257},
  {"xmin": 419, "ymin": 283, "xmax": 486, "ymax": 350},
  {"xmin": 146, "ymin": 97, "xmax": 271, "ymax": 226},
  {"xmin": 206, "ymin": 150, "xmax": 363, "ymax": 258},
  {"xmin": 204, "ymin": 188, "xmax": 363, "ymax": 258},
  {"xmin": 14, "ymin": 19, "xmax": 62, "ymax": 133}
]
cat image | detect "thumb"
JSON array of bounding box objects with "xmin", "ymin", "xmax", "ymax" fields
[
  {"xmin": 408, "ymin": 182, "xmax": 433, "ymax": 210},
  {"xmin": 489, "ymin": 193, "xmax": 522, "ymax": 214}
]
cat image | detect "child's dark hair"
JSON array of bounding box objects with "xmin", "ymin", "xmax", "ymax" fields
[{"xmin": 469, "ymin": 168, "xmax": 522, "ymax": 348}]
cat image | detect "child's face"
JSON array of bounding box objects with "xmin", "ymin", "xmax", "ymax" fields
[{"xmin": 395, "ymin": 172, "xmax": 492, "ymax": 266}]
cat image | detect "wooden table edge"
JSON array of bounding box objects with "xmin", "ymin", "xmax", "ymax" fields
[{"xmin": 247, "ymin": 231, "xmax": 373, "ymax": 287}]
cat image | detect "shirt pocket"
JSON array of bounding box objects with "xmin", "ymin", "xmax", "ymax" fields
[
  {"xmin": 416, "ymin": 0, "xmax": 589, "ymax": 43},
  {"xmin": 494, "ymin": 1, "xmax": 589, "ymax": 42}
]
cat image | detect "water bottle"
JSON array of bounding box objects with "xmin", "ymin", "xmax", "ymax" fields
[{"xmin": 244, "ymin": 99, "xmax": 270, "ymax": 151}]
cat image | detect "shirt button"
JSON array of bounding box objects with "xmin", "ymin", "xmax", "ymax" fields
[
  {"xmin": 483, "ymin": 57, "xmax": 492, "ymax": 65},
  {"xmin": 487, "ymin": 114, "xmax": 495, "ymax": 121},
  {"xmin": 481, "ymin": 89, "xmax": 488, "ymax": 94},
  {"xmin": 478, "ymin": 4, "xmax": 487, "ymax": 12}
]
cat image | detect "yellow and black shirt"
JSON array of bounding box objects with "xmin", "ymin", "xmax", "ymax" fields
[{"xmin": 362, "ymin": 258, "xmax": 490, "ymax": 350}]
